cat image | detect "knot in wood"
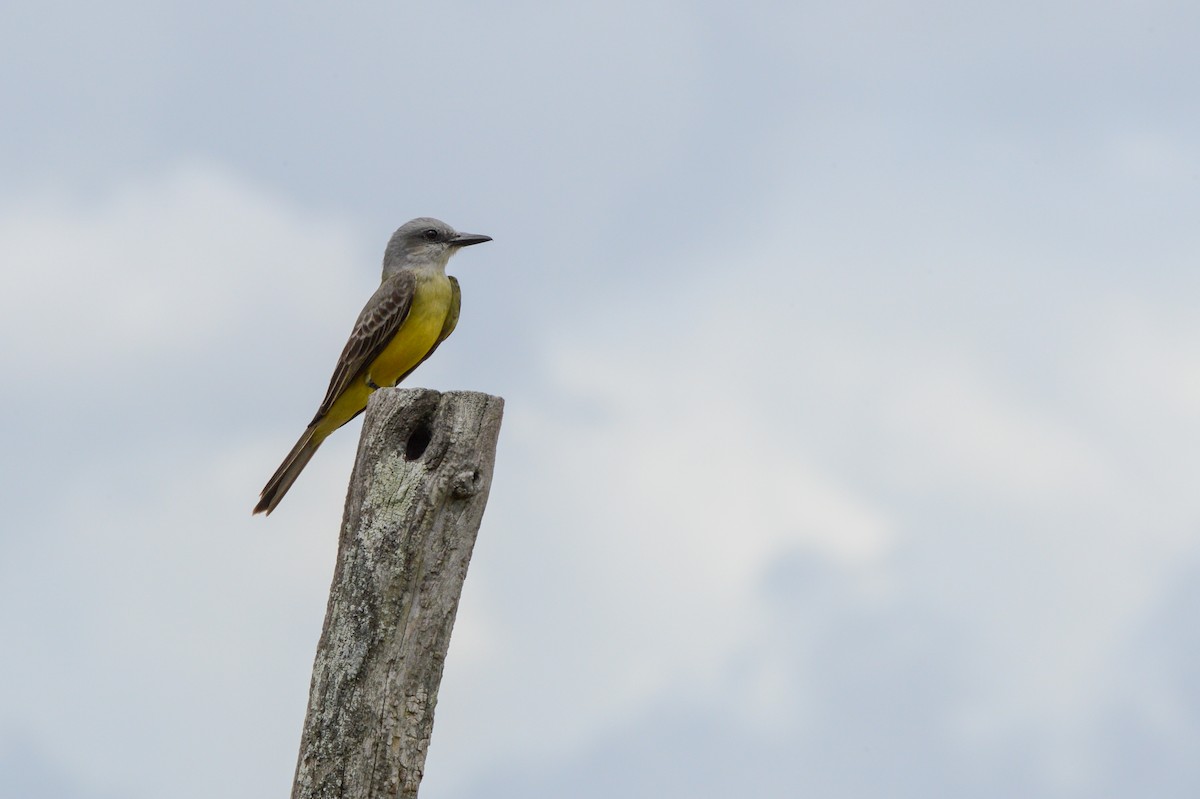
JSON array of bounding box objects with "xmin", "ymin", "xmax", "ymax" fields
[{"xmin": 451, "ymin": 467, "xmax": 483, "ymax": 499}]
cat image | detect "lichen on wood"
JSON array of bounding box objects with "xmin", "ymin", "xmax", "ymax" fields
[{"xmin": 291, "ymin": 389, "xmax": 504, "ymax": 799}]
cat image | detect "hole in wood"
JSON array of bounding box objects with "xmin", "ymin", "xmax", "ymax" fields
[{"xmin": 405, "ymin": 419, "xmax": 433, "ymax": 461}]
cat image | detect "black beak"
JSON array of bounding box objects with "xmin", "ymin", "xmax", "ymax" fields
[{"xmin": 450, "ymin": 232, "xmax": 492, "ymax": 247}]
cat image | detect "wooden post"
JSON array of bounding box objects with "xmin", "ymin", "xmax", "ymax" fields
[{"xmin": 291, "ymin": 388, "xmax": 504, "ymax": 799}]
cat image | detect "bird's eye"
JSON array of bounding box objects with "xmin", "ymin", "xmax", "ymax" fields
[{"xmin": 422, "ymin": 229, "xmax": 440, "ymax": 241}]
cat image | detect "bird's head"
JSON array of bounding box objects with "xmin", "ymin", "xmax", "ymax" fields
[{"xmin": 382, "ymin": 217, "xmax": 491, "ymax": 276}]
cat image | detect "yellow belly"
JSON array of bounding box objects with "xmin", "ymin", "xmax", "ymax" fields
[{"xmin": 314, "ymin": 274, "xmax": 452, "ymax": 438}]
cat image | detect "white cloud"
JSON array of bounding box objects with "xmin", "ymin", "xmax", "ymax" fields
[
  {"xmin": 424, "ymin": 190, "xmax": 1200, "ymax": 796},
  {"xmin": 0, "ymin": 164, "xmax": 373, "ymax": 798},
  {"xmin": 0, "ymin": 163, "xmax": 364, "ymax": 375}
]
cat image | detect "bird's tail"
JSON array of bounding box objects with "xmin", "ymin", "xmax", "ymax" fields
[{"xmin": 254, "ymin": 427, "xmax": 325, "ymax": 515}]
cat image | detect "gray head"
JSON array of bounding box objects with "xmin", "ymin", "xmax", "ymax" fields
[{"xmin": 382, "ymin": 217, "xmax": 491, "ymax": 276}]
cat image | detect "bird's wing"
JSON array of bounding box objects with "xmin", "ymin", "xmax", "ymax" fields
[
  {"xmin": 311, "ymin": 271, "xmax": 417, "ymax": 422},
  {"xmin": 395, "ymin": 275, "xmax": 461, "ymax": 385}
]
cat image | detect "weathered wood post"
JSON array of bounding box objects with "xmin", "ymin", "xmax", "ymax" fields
[{"xmin": 291, "ymin": 388, "xmax": 504, "ymax": 799}]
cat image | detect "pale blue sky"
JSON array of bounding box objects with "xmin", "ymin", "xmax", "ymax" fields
[{"xmin": 2, "ymin": 2, "xmax": 1199, "ymax": 797}]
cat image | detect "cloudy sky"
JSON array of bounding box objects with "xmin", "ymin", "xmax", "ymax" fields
[{"xmin": 2, "ymin": 1, "xmax": 1199, "ymax": 797}]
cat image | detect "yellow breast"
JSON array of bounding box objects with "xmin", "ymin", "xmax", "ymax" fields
[{"xmin": 366, "ymin": 273, "xmax": 453, "ymax": 387}]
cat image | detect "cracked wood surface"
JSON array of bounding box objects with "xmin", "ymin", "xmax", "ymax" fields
[{"xmin": 291, "ymin": 389, "xmax": 504, "ymax": 799}]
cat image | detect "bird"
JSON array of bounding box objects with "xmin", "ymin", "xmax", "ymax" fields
[{"xmin": 254, "ymin": 217, "xmax": 491, "ymax": 515}]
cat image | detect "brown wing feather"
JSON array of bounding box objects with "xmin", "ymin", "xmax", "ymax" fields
[{"xmin": 310, "ymin": 271, "xmax": 416, "ymax": 422}]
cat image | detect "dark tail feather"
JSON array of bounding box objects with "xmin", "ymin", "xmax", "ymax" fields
[{"xmin": 254, "ymin": 427, "xmax": 323, "ymax": 515}]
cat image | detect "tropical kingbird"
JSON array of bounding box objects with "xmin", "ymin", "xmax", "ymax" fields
[{"xmin": 254, "ymin": 217, "xmax": 491, "ymax": 515}]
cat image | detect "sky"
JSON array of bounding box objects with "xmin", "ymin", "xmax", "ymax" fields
[{"xmin": 2, "ymin": 1, "xmax": 1199, "ymax": 797}]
